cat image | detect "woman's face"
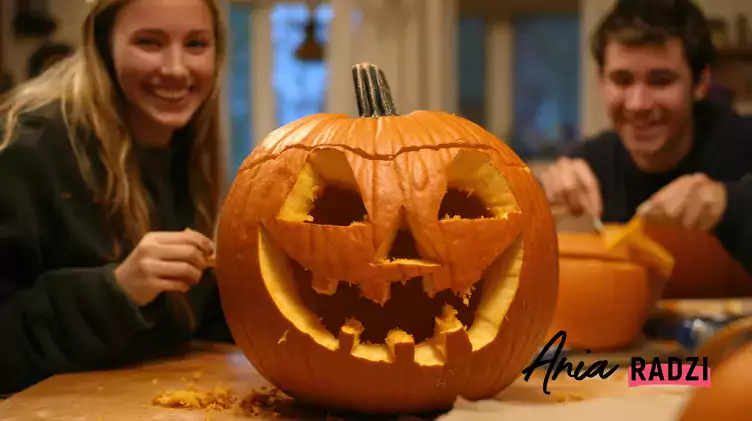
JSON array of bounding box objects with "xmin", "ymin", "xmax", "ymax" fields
[{"xmin": 111, "ymin": 0, "xmax": 216, "ymax": 133}]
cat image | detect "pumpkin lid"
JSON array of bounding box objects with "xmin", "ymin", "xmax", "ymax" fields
[
  {"xmin": 557, "ymin": 226, "xmax": 633, "ymax": 262},
  {"xmin": 557, "ymin": 225, "xmax": 675, "ymax": 279}
]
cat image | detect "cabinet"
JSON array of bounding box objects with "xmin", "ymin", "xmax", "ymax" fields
[{"xmin": 709, "ymin": 15, "xmax": 752, "ymax": 115}]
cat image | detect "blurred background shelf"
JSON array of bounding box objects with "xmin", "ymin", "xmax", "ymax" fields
[{"xmin": 709, "ymin": 14, "xmax": 752, "ymax": 110}]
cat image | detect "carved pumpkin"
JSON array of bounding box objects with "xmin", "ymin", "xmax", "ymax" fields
[
  {"xmin": 549, "ymin": 225, "xmax": 673, "ymax": 351},
  {"xmin": 214, "ymin": 63, "xmax": 558, "ymax": 414}
]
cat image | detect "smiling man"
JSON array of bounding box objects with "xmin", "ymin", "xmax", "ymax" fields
[{"xmin": 539, "ymin": 0, "xmax": 752, "ymax": 274}]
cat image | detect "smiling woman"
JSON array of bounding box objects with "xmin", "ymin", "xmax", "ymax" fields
[
  {"xmin": 110, "ymin": 0, "xmax": 219, "ymax": 147},
  {"xmin": 0, "ymin": 0, "xmax": 231, "ymax": 396},
  {"xmin": 215, "ymin": 63, "xmax": 559, "ymax": 414}
]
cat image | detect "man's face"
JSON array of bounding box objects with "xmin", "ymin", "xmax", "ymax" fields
[{"xmin": 599, "ymin": 38, "xmax": 707, "ymax": 169}]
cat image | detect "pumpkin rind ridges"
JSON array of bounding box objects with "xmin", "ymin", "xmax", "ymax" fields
[
  {"xmin": 214, "ymin": 62, "xmax": 557, "ymax": 414},
  {"xmin": 238, "ymin": 143, "xmax": 530, "ymax": 176}
]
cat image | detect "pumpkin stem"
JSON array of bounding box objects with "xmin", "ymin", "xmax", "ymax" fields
[{"xmin": 351, "ymin": 63, "xmax": 398, "ymax": 117}]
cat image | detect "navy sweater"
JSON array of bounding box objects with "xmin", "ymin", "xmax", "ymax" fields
[{"xmin": 565, "ymin": 100, "xmax": 752, "ymax": 275}]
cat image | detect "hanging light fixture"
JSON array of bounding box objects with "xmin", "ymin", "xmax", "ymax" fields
[{"xmin": 295, "ymin": 0, "xmax": 325, "ymax": 62}]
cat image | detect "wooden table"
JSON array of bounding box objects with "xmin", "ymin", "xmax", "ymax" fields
[{"xmin": 0, "ymin": 341, "xmax": 694, "ymax": 421}]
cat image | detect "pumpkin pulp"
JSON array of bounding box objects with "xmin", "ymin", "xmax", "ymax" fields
[{"xmin": 258, "ymin": 147, "xmax": 524, "ymax": 366}]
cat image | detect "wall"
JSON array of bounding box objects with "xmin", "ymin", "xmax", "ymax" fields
[{"xmin": 1, "ymin": 1, "xmax": 89, "ymax": 84}]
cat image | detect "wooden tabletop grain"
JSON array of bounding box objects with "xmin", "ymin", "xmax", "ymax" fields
[{"xmin": 0, "ymin": 341, "xmax": 692, "ymax": 421}]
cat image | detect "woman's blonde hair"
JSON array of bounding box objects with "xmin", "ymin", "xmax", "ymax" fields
[{"xmin": 0, "ymin": 0, "xmax": 227, "ymax": 249}]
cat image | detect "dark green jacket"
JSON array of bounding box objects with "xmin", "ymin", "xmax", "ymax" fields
[{"xmin": 0, "ymin": 103, "xmax": 231, "ymax": 396}]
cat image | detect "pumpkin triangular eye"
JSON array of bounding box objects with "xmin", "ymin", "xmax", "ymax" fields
[
  {"xmin": 278, "ymin": 149, "xmax": 368, "ymax": 226},
  {"xmin": 439, "ymin": 149, "xmax": 520, "ymax": 220},
  {"xmin": 438, "ymin": 188, "xmax": 493, "ymax": 220}
]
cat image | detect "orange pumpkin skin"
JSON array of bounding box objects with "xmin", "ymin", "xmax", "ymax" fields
[
  {"xmin": 214, "ymin": 64, "xmax": 559, "ymax": 414},
  {"xmin": 549, "ymin": 228, "xmax": 669, "ymax": 351},
  {"xmin": 678, "ymin": 340, "xmax": 752, "ymax": 420},
  {"xmin": 644, "ymin": 226, "xmax": 752, "ymax": 298}
]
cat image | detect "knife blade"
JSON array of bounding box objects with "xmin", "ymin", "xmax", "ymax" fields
[{"xmin": 592, "ymin": 217, "xmax": 605, "ymax": 234}]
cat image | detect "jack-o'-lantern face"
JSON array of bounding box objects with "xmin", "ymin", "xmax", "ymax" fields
[
  {"xmin": 266, "ymin": 146, "xmax": 526, "ymax": 344},
  {"xmin": 215, "ymin": 64, "xmax": 558, "ymax": 414}
]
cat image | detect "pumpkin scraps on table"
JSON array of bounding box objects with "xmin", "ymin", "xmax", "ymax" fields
[
  {"xmin": 151, "ymin": 372, "xmax": 291, "ymax": 417},
  {"xmin": 210, "ymin": 62, "xmax": 560, "ymax": 414}
]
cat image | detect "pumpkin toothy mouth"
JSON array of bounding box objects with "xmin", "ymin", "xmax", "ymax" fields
[{"xmin": 257, "ymin": 149, "xmax": 524, "ymax": 366}]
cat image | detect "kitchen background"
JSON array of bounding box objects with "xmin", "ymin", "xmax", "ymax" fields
[{"xmin": 1, "ymin": 0, "xmax": 751, "ymax": 179}]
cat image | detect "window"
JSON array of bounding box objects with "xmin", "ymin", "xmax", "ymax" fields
[
  {"xmin": 511, "ymin": 13, "xmax": 581, "ymax": 159},
  {"xmin": 227, "ymin": 2, "xmax": 253, "ymax": 175},
  {"xmin": 270, "ymin": 3, "xmax": 334, "ymax": 127},
  {"xmin": 458, "ymin": 18, "xmax": 487, "ymax": 127},
  {"xmin": 226, "ymin": 2, "xmax": 342, "ymax": 175}
]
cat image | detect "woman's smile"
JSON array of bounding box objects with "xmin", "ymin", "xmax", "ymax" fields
[{"xmin": 145, "ymin": 84, "xmax": 193, "ymax": 103}]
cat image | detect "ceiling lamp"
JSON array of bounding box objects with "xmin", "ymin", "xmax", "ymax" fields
[{"xmin": 295, "ymin": 1, "xmax": 325, "ymax": 62}]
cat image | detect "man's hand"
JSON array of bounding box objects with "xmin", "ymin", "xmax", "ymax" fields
[
  {"xmin": 636, "ymin": 173, "xmax": 727, "ymax": 231},
  {"xmin": 539, "ymin": 157, "xmax": 603, "ymax": 217}
]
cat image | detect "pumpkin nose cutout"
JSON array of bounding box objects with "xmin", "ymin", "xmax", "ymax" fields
[{"xmin": 387, "ymin": 227, "xmax": 421, "ymax": 261}]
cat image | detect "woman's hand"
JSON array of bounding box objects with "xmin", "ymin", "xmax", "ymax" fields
[{"xmin": 113, "ymin": 229, "xmax": 214, "ymax": 306}]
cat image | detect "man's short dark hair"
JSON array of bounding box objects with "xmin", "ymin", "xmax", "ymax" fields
[{"xmin": 591, "ymin": 0, "xmax": 716, "ymax": 84}]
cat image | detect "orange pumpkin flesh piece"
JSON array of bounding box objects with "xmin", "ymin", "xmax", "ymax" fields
[{"xmin": 215, "ymin": 63, "xmax": 558, "ymax": 414}]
